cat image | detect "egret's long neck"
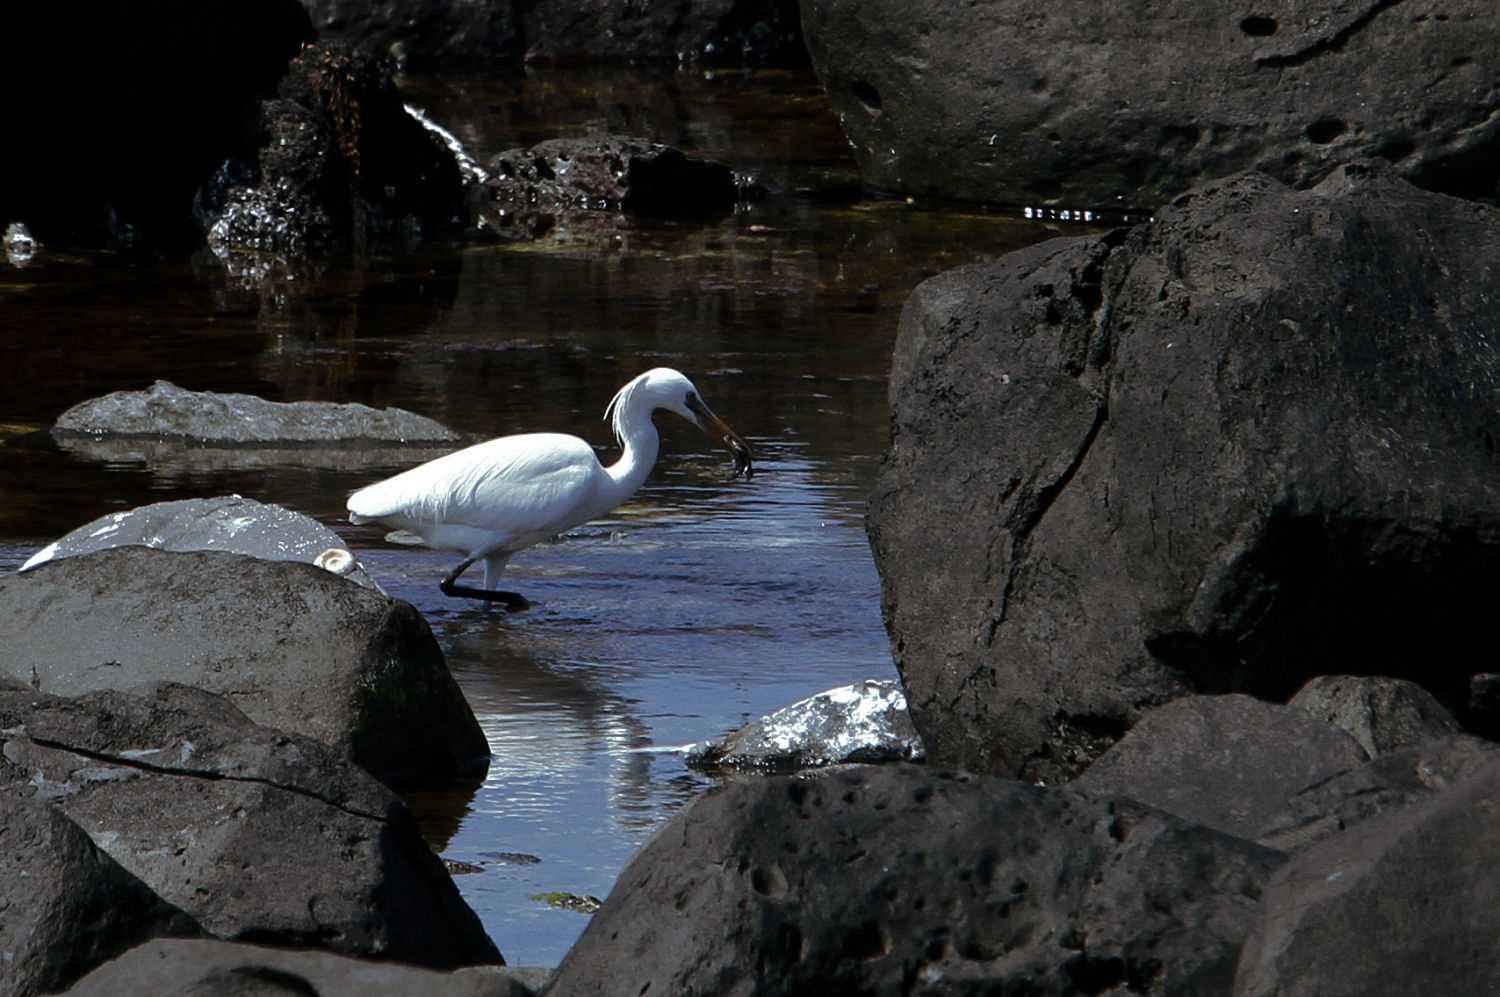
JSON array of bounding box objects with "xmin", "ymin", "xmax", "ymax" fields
[{"xmin": 601, "ymin": 403, "xmax": 661, "ymax": 506}]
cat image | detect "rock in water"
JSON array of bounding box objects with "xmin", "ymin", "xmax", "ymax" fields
[
  {"xmin": 20, "ymin": 495, "xmax": 381, "ymax": 592},
  {"xmin": 687, "ymin": 679, "xmax": 923, "ymax": 772}
]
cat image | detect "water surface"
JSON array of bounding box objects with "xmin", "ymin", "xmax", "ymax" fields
[{"xmin": 0, "ymin": 66, "xmax": 1066, "ymax": 964}]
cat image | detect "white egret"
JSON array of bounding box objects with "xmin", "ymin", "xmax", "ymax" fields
[{"xmin": 346, "ymin": 367, "xmax": 753, "ymax": 609}]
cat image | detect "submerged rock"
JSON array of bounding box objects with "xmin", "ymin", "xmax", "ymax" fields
[
  {"xmin": 802, "ymin": 0, "xmax": 1500, "ymax": 210},
  {"xmin": 551, "ymin": 764, "xmax": 1283, "ymax": 996},
  {"xmin": 868, "ymin": 163, "xmax": 1500, "ymax": 781},
  {"xmin": 0, "ymin": 796, "xmax": 198, "ymax": 997},
  {"xmin": 482, "ymin": 136, "xmax": 751, "ymax": 240},
  {"xmin": 687, "ymin": 679, "xmax": 923, "ymax": 772},
  {"xmin": 0, "ymin": 547, "xmax": 489, "ymax": 790},
  {"xmin": 0, "ymin": 683, "xmax": 501, "ymax": 970},
  {"xmin": 19, "ymin": 495, "xmax": 380, "ymax": 591},
  {"xmin": 60, "ymin": 939, "xmax": 538, "ymax": 997},
  {"xmin": 52, "ymin": 380, "xmax": 459, "ymax": 444}
]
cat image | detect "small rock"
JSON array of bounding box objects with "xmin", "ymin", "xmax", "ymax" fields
[
  {"xmin": 1289, "ymin": 674, "xmax": 1464, "ymax": 758},
  {"xmin": 530, "ymin": 892, "xmax": 602, "ymax": 914},
  {"xmin": 687, "ymin": 679, "xmax": 923, "ymax": 772}
]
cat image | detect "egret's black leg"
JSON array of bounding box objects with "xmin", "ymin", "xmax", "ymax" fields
[
  {"xmin": 438, "ymin": 580, "xmax": 530, "ymax": 610},
  {"xmin": 440, "ymin": 558, "xmax": 530, "ymax": 609}
]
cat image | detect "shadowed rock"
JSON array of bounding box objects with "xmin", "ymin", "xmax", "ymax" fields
[
  {"xmin": 0, "ymin": 547, "xmax": 488, "ymax": 790},
  {"xmin": 550, "ymin": 764, "xmax": 1283, "ymax": 996},
  {"xmin": 60, "ymin": 939, "xmax": 540, "ymax": 997},
  {"xmin": 801, "ymin": 0, "xmax": 1500, "ymax": 210},
  {"xmin": 0, "ymin": 796, "xmax": 198, "ymax": 997},
  {"xmin": 0, "ymin": 683, "xmax": 501, "ymax": 970},
  {"xmin": 1235, "ymin": 755, "xmax": 1500, "ymax": 996},
  {"xmin": 1072, "ymin": 695, "xmax": 1368, "ymax": 840},
  {"xmin": 19, "ymin": 496, "xmax": 380, "ymax": 591},
  {"xmin": 868, "ymin": 163, "xmax": 1500, "ymax": 782}
]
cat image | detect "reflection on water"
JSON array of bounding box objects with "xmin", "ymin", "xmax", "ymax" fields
[{"xmin": 0, "ymin": 66, "xmax": 1068, "ymax": 964}]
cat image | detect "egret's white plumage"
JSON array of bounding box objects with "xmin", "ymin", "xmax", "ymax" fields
[{"xmin": 346, "ymin": 368, "xmax": 752, "ymax": 606}]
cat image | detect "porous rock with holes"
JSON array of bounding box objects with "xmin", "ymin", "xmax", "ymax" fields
[
  {"xmin": 868, "ymin": 162, "xmax": 1500, "ymax": 783},
  {"xmin": 549, "ymin": 764, "xmax": 1284, "ymax": 996},
  {"xmin": 801, "ymin": 0, "xmax": 1500, "ymax": 210}
]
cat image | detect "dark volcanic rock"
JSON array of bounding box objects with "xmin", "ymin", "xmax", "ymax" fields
[
  {"xmin": 60, "ymin": 939, "xmax": 537, "ymax": 997},
  {"xmin": 482, "ymin": 137, "xmax": 746, "ymax": 239},
  {"xmin": 1255, "ymin": 735, "xmax": 1497, "ymax": 853},
  {"xmin": 298, "ymin": 0, "xmax": 804, "ymax": 68},
  {"xmin": 1289, "ymin": 674, "xmax": 1465, "ymax": 758},
  {"xmin": 550, "ymin": 764, "xmax": 1283, "ymax": 996},
  {"xmin": 868, "ymin": 163, "xmax": 1500, "ymax": 782},
  {"xmin": 20, "ymin": 496, "xmax": 380, "ymax": 591},
  {"xmin": 0, "ymin": 547, "xmax": 488, "ymax": 790},
  {"xmin": 196, "ymin": 44, "xmax": 479, "ymax": 261},
  {"xmin": 1, "ymin": 2, "xmax": 314, "ymax": 247},
  {"xmin": 1073, "ymin": 695, "xmax": 1368, "ymax": 840},
  {"xmin": 687, "ymin": 679, "xmax": 923, "ymax": 772},
  {"xmin": 1234, "ymin": 755, "xmax": 1500, "ymax": 996},
  {"xmin": 0, "ymin": 796, "xmax": 198, "ymax": 997},
  {"xmin": 801, "ymin": 0, "xmax": 1500, "ymax": 210},
  {"xmin": 0, "ymin": 683, "xmax": 501, "ymax": 969},
  {"xmin": 52, "ymin": 379, "xmax": 460, "ymax": 444}
]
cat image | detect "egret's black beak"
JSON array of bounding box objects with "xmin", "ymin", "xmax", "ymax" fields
[{"xmin": 686, "ymin": 394, "xmax": 754, "ymax": 479}]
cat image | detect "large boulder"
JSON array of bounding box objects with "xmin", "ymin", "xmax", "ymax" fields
[
  {"xmin": 1234, "ymin": 755, "xmax": 1500, "ymax": 996},
  {"xmin": 0, "ymin": 547, "xmax": 488, "ymax": 789},
  {"xmin": 59, "ymin": 939, "xmax": 537, "ymax": 997},
  {"xmin": 298, "ymin": 0, "xmax": 805, "ymax": 68},
  {"xmin": 550, "ymin": 764, "xmax": 1284, "ymax": 996},
  {"xmin": 1, "ymin": 2, "xmax": 313, "ymax": 247},
  {"xmin": 1073, "ymin": 695, "xmax": 1368, "ymax": 840},
  {"xmin": 800, "ymin": 0, "xmax": 1500, "ymax": 210},
  {"xmin": 51, "ymin": 380, "xmax": 459, "ymax": 444},
  {"xmin": 0, "ymin": 796, "xmax": 198, "ymax": 997},
  {"xmin": 0, "ymin": 683, "xmax": 501, "ymax": 969},
  {"xmin": 19, "ymin": 496, "xmax": 380, "ymax": 591},
  {"xmin": 867, "ymin": 163, "xmax": 1500, "ymax": 782}
]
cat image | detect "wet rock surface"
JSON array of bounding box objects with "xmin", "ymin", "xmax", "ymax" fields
[
  {"xmin": 195, "ymin": 44, "xmax": 479, "ymax": 263},
  {"xmin": 801, "ymin": 0, "xmax": 1500, "ymax": 210},
  {"xmin": 0, "ymin": 547, "xmax": 488, "ymax": 790},
  {"xmin": 0, "ymin": 683, "xmax": 502, "ymax": 971},
  {"xmin": 1235, "ymin": 755, "xmax": 1500, "ymax": 996},
  {"xmin": 298, "ymin": 0, "xmax": 805, "ymax": 69},
  {"xmin": 688, "ymin": 679, "xmax": 923, "ymax": 772},
  {"xmin": 59, "ymin": 939, "xmax": 538, "ymax": 997},
  {"xmin": 1, "ymin": 2, "xmax": 314, "ymax": 247},
  {"xmin": 550, "ymin": 764, "xmax": 1284, "ymax": 996},
  {"xmin": 52, "ymin": 379, "xmax": 460, "ymax": 444},
  {"xmin": 1072, "ymin": 695, "xmax": 1369, "ymax": 841},
  {"xmin": 868, "ymin": 163, "xmax": 1500, "ymax": 782},
  {"xmin": 0, "ymin": 795, "xmax": 199, "ymax": 997},
  {"xmin": 482, "ymin": 137, "xmax": 747, "ymax": 240},
  {"xmin": 19, "ymin": 495, "xmax": 380, "ymax": 591}
]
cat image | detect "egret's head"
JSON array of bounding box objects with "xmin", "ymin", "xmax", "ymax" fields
[{"xmin": 607, "ymin": 368, "xmax": 754, "ymax": 478}]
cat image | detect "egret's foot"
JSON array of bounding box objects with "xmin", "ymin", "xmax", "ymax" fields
[{"xmin": 440, "ymin": 580, "xmax": 530, "ymax": 611}]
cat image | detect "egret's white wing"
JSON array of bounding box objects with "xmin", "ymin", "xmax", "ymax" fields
[{"xmin": 348, "ymin": 433, "xmax": 603, "ymax": 546}]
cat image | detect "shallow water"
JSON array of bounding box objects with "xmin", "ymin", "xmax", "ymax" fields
[{"xmin": 0, "ymin": 66, "xmax": 1069, "ymax": 964}]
